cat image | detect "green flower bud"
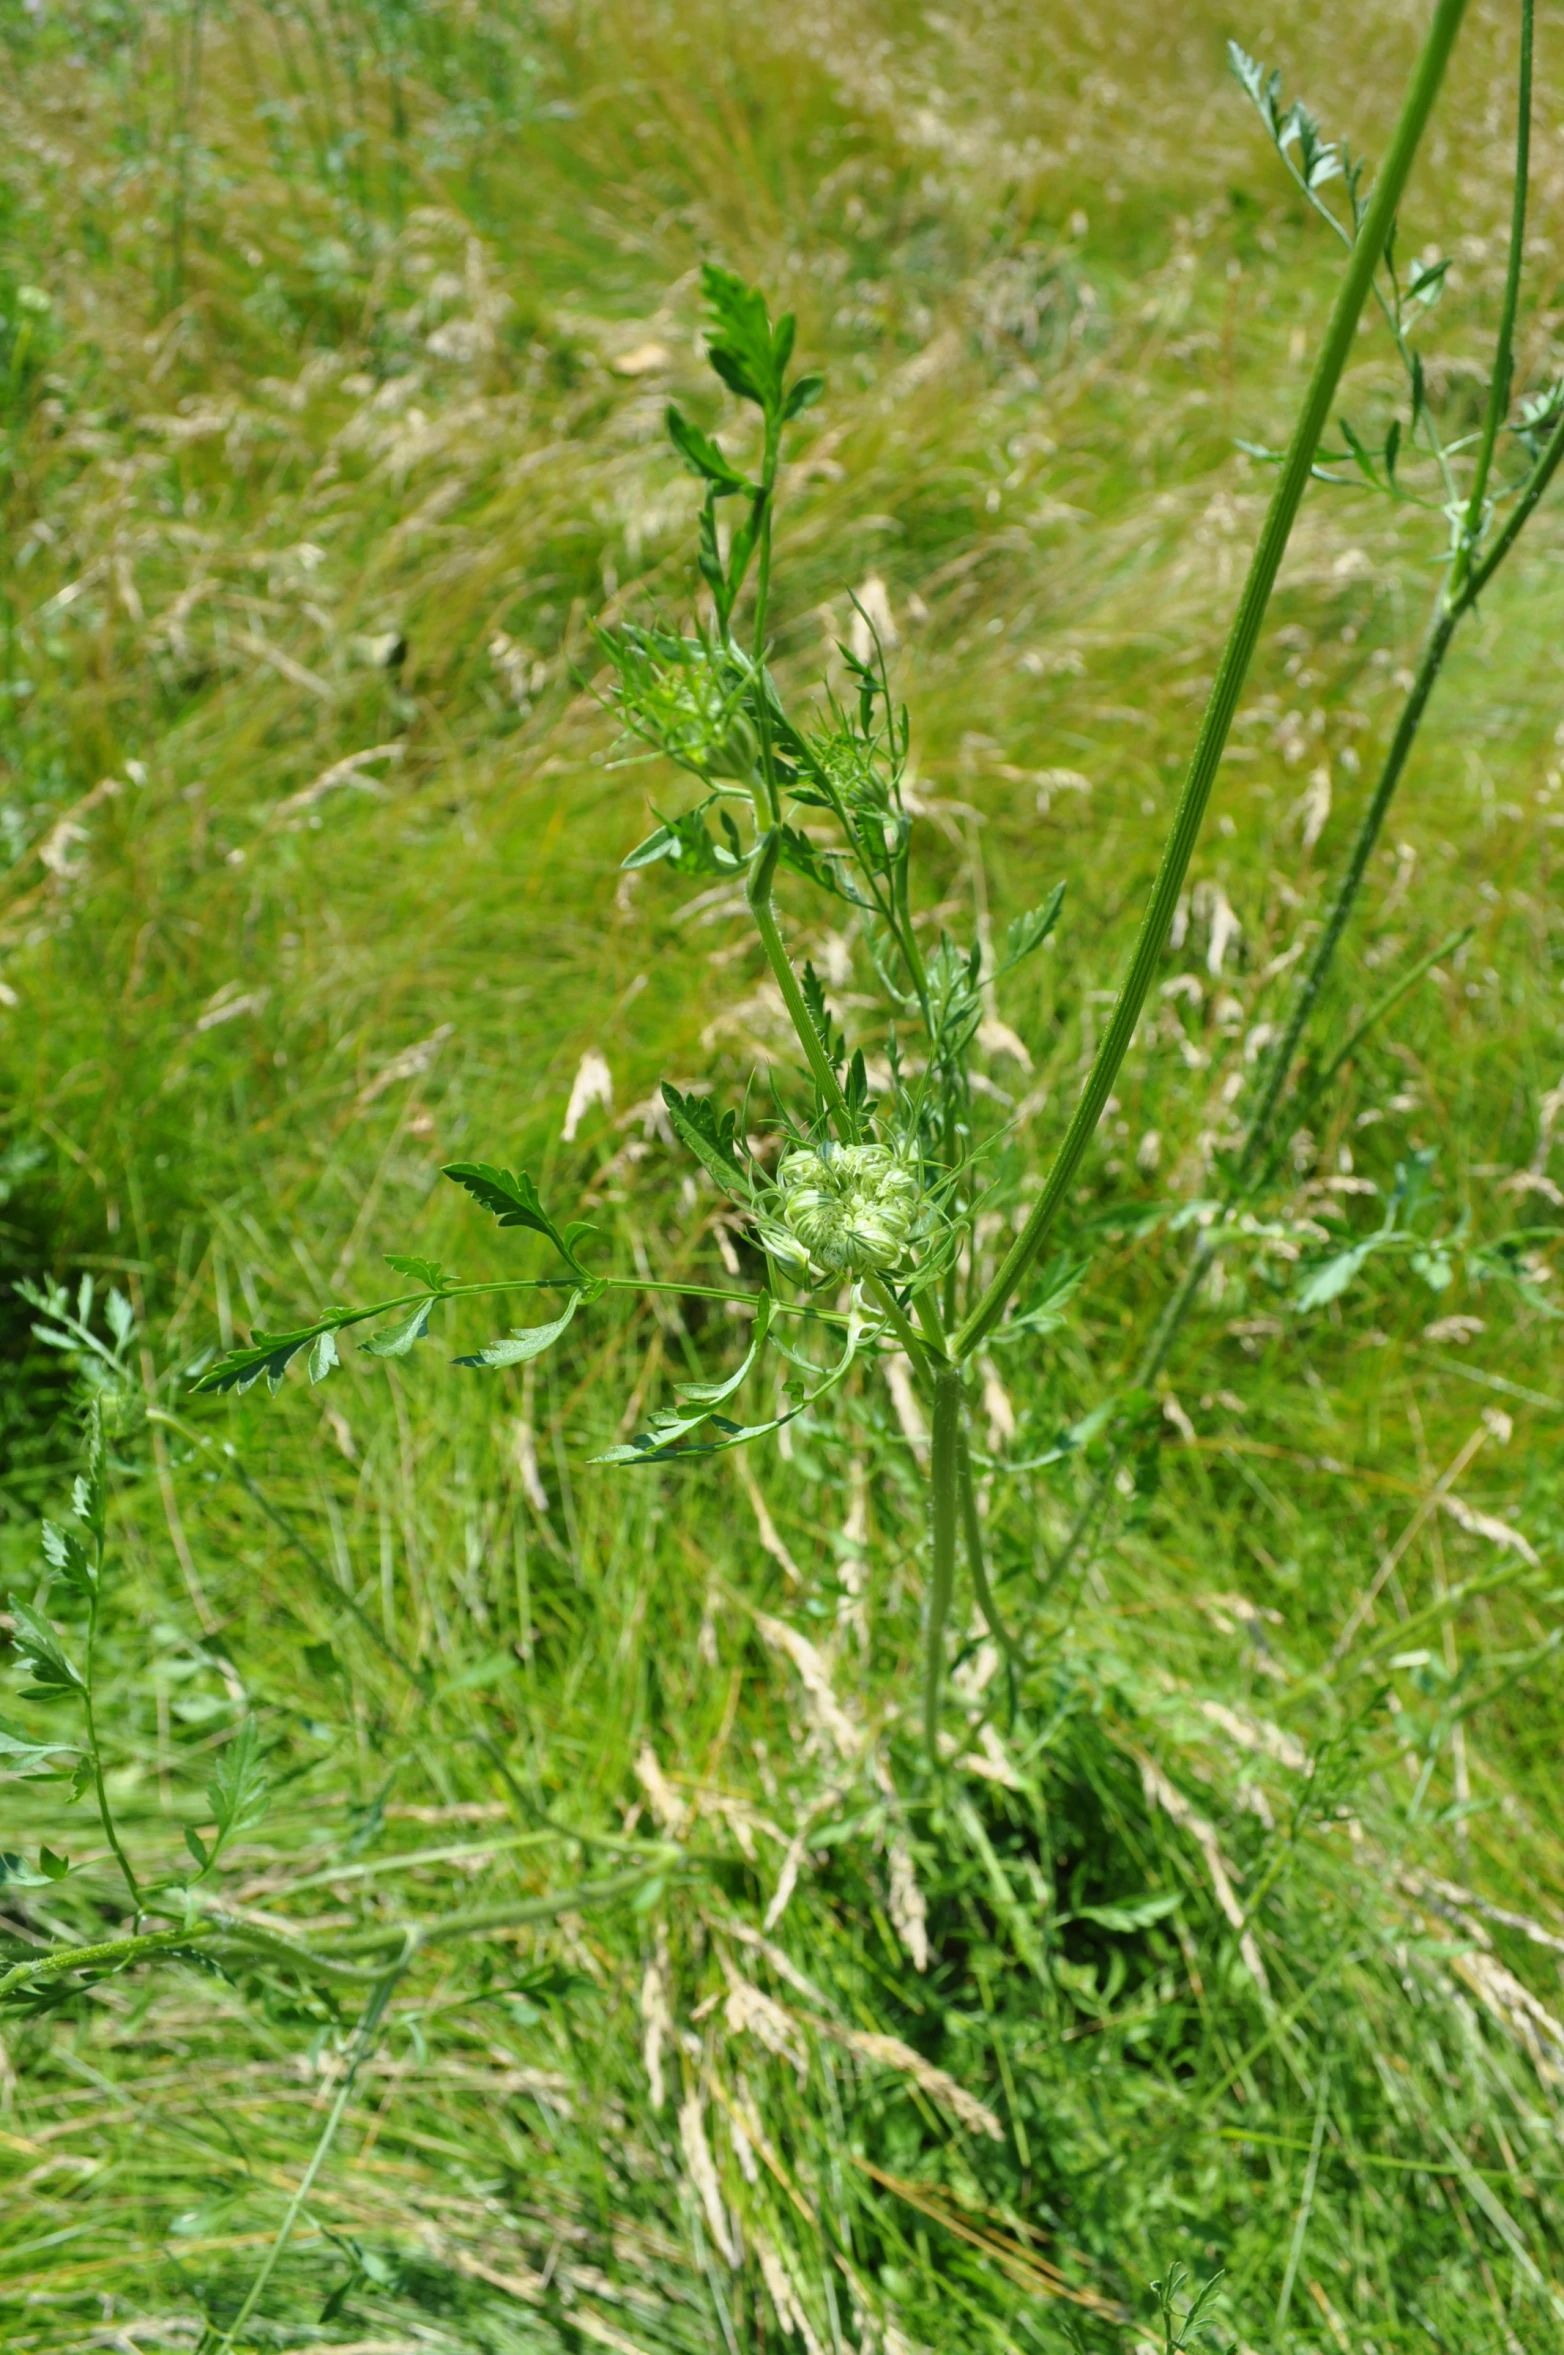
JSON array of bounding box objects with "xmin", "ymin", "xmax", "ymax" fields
[{"xmin": 773, "ymin": 1142, "xmax": 920, "ymax": 1275}]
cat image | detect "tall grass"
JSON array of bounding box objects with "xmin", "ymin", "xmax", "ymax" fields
[{"xmin": 2, "ymin": 2, "xmax": 1564, "ymax": 2350}]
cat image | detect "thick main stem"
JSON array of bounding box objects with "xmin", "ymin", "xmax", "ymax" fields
[
  {"xmin": 924, "ymin": 1366, "xmax": 961, "ymax": 1750},
  {"xmin": 954, "ymin": 0, "xmax": 1469, "ymax": 1363}
]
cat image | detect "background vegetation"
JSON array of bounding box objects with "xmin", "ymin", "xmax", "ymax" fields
[{"xmin": 1, "ymin": 2, "xmax": 1563, "ymax": 2350}]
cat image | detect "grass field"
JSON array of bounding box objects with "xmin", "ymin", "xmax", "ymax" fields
[{"xmin": 2, "ymin": 1, "xmax": 1564, "ymax": 2349}]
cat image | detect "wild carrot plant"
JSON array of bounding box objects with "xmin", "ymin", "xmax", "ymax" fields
[
  {"xmin": 10, "ymin": 3, "xmax": 1564, "ymax": 2348},
  {"xmin": 181, "ymin": 0, "xmax": 1492, "ymax": 1748}
]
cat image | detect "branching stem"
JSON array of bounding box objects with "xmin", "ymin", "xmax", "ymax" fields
[
  {"xmin": 953, "ymin": 0, "xmax": 1470, "ymax": 1362},
  {"xmin": 1237, "ymin": 600, "xmax": 1459, "ymax": 1173},
  {"xmin": 1450, "ymin": 0, "xmax": 1531, "ymax": 602}
]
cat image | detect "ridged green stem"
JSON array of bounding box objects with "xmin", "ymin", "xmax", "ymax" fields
[
  {"xmin": 954, "ymin": 0, "xmax": 1470, "ymax": 1362},
  {"xmin": 925, "ymin": 1365, "xmax": 961, "ymax": 1751}
]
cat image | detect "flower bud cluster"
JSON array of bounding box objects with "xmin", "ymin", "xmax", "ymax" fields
[{"xmin": 760, "ymin": 1140, "xmax": 921, "ymax": 1277}]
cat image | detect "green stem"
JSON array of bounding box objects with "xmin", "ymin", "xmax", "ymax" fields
[
  {"xmin": 1449, "ymin": 0, "xmax": 1531, "ymax": 601},
  {"xmin": 210, "ymin": 1959, "xmax": 407, "ymax": 2355},
  {"xmin": 956, "ymin": 1421, "xmax": 1018, "ymax": 1677},
  {"xmin": 314, "ymin": 1862, "xmax": 665, "ymax": 1956},
  {"xmin": 0, "ymin": 1925, "xmax": 199, "ymax": 2001},
  {"xmin": 83, "ymin": 1592, "xmax": 141, "ymax": 1913},
  {"xmin": 1238, "ymin": 392, "xmax": 1564, "ymax": 1188},
  {"xmin": 953, "ymin": 0, "xmax": 1469, "ymax": 1361},
  {"xmin": 1463, "ymin": 391, "xmax": 1564, "ymax": 604},
  {"xmin": 1237, "ymin": 600, "xmax": 1458, "ymax": 1175},
  {"xmin": 749, "ymin": 834, "xmax": 853, "ymax": 1119},
  {"xmin": 924, "ymin": 1366, "xmax": 961, "ymax": 1752},
  {"xmin": 1247, "ymin": 921, "xmax": 1473, "ymax": 1194},
  {"xmin": 0, "ymin": 1863, "xmax": 669, "ymax": 2002}
]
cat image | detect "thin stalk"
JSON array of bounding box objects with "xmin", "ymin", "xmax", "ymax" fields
[
  {"xmin": 0, "ymin": 1862, "xmax": 666, "ymax": 2002},
  {"xmin": 1046, "ymin": 65, "xmax": 1564, "ymax": 1590},
  {"xmin": 1247, "ymin": 921, "xmax": 1473, "ymax": 1194},
  {"xmin": 1449, "ymin": 0, "xmax": 1532, "ymax": 601},
  {"xmin": 953, "ymin": 0, "xmax": 1470, "ymax": 1362},
  {"xmin": 210, "ymin": 1958, "xmax": 408, "ymax": 2355},
  {"xmin": 956, "ymin": 1422, "xmax": 1019, "ymax": 1679},
  {"xmin": 1463, "ymin": 392, "xmax": 1564, "ymax": 602},
  {"xmin": 1235, "ymin": 415, "xmax": 1564, "ymax": 1188},
  {"xmin": 749, "ymin": 835, "xmax": 854, "ymax": 1120},
  {"xmin": 82, "ymin": 1589, "xmax": 142, "ymax": 1915},
  {"xmin": 1237, "ymin": 599, "xmax": 1459, "ymax": 1173},
  {"xmin": 1042, "ymin": 1228, "xmax": 1218, "ymax": 1587},
  {"xmin": 925, "ymin": 1367, "xmax": 961, "ymax": 1751},
  {"xmin": 249, "ymin": 1861, "xmax": 666, "ymax": 1958}
]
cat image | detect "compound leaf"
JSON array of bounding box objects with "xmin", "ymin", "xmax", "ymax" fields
[
  {"xmin": 6, "ymin": 1597, "xmax": 84, "ymax": 1701},
  {"xmin": 662, "ymin": 1082, "xmax": 749, "ymax": 1197},
  {"xmin": 209, "ymin": 1717, "xmax": 269, "ymax": 1851},
  {"xmin": 191, "ymin": 1325, "xmax": 325, "ymax": 1397},
  {"xmin": 41, "ymin": 1521, "xmax": 96, "ymax": 1600},
  {"xmin": 1000, "ymin": 883, "xmax": 1066, "ymax": 974},
  {"xmin": 666, "ymin": 405, "xmax": 751, "ymax": 493},
  {"xmin": 384, "ymin": 1254, "xmax": 445, "ymax": 1290},
  {"xmin": 359, "ymin": 1299, "xmax": 433, "ymax": 1360},
  {"xmin": 1296, "ymin": 1236, "xmax": 1382, "ymax": 1312},
  {"xmin": 783, "ymin": 371, "xmax": 825, "ymax": 420},
  {"xmin": 454, "ymin": 1292, "xmax": 581, "ymax": 1369},
  {"xmin": 701, "ymin": 264, "xmax": 780, "ymax": 410},
  {"xmin": 443, "ymin": 1162, "xmax": 585, "ymax": 1270},
  {"xmin": 0, "ymin": 1712, "xmax": 77, "ymax": 1772}
]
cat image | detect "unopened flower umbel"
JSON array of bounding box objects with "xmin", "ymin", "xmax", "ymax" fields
[{"xmin": 769, "ymin": 1141, "xmax": 920, "ymax": 1276}]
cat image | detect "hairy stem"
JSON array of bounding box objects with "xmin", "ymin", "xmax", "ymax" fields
[
  {"xmin": 925, "ymin": 1366, "xmax": 961, "ymax": 1751},
  {"xmin": 0, "ymin": 1862, "xmax": 667, "ymax": 2001},
  {"xmin": 954, "ymin": 0, "xmax": 1470, "ymax": 1361}
]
